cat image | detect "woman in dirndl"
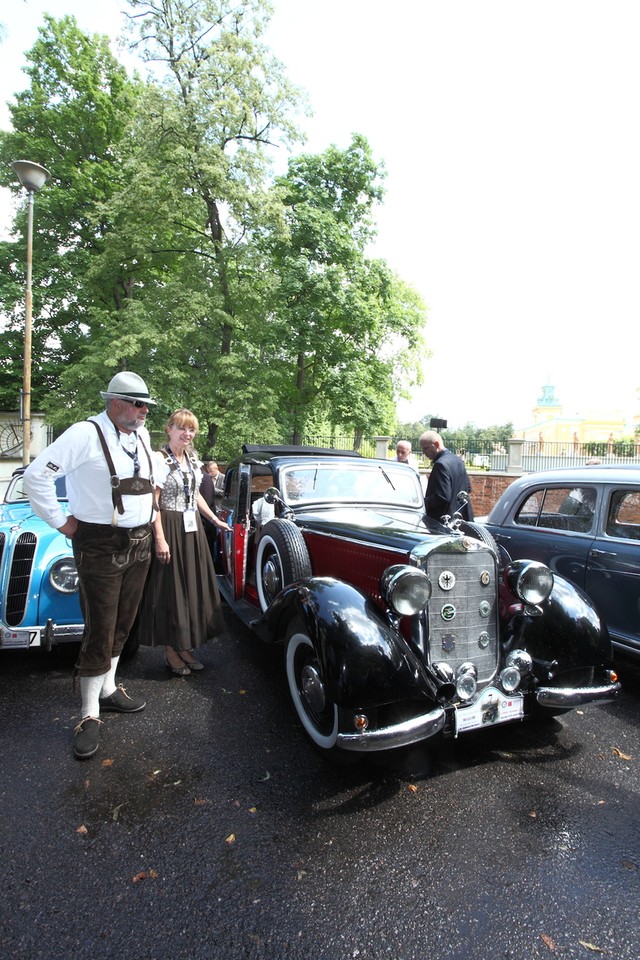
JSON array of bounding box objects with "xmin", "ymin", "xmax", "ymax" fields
[{"xmin": 140, "ymin": 408, "xmax": 230, "ymax": 675}]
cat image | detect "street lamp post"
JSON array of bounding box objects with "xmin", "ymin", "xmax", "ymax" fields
[{"xmin": 10, "ymin": 160, "xmax": 51, "ymax": 466}]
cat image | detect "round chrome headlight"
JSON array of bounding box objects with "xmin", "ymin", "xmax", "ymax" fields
[
  {"xmin": 49, "ymin": 558, "xmax": 79, "ymax": 594},
  {"xmin": 499, "ymin": 665, "xmax": 522, "ymax": 693},
  {"xmin": 504, "ymin": 560, "xmax": 554, "ymax": 605},
  {"xmin": 455, "ymin": 662, "xmax": 478, "ymax": 701},
  {"xmin": 380, "ymin": 565, "xmax": 431, "ymax": 616},
  {"xmin": 506, "ymin": 649, "xmax": 533, "ymax": 677}
]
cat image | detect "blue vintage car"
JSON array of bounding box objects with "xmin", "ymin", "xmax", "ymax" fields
[
  {"xmin": 0, "ymin": 468, "xmax": 83, "ymax": 651},
  {"xmin": 483, "ymin": 465, "xmax": 640, "ymax": 661}
]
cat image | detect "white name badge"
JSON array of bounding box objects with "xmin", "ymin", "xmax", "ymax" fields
[{"xmin": 183, "ymin": 509, "xmax": 198, "ymax": 533}]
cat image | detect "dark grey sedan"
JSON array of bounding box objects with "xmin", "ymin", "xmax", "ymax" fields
[{"xmin": 484, "ymin": 465, "xmax": 640, "ymax": 660}]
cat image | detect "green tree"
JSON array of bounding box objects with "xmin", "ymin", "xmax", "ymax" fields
[
  {"xmin": 263, "ymin": 135, "xmax": 426, "ymax": 444},
  {"xmin": 88, "ymin": 0, "xmax": 306, "ymax": 455},
  {"xmin": 0, "ymin": 15, "xmax": 140, "ymax": 413}
]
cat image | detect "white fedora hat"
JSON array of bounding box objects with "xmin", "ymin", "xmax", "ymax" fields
[{"xmin": 100, "ymin": 371, "xmax": 157, "ymax": 405}]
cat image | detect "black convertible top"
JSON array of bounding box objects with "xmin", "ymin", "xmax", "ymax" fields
[{"xmin": 242, "ymin": 444, "xmax": 362, "ymax": 459}]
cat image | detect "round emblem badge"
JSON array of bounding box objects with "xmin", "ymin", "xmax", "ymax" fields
[
  {"xmin": 480, "ymin": 570, "xmax": 491, "ymax": 586},
  {"xmin": 478, "ymin": 631, "xmax": 490, "ymax": 649},
  {"xmin": 441, "ymin": 604, "xmax": 456, "ymax": 622},
  {"xmin": 479, "ymin": 600, "xmax": 491, "ymax": 618},
  {"xmin": 438, "ymin": 571, "xmax": 456, "ymax": 591}
]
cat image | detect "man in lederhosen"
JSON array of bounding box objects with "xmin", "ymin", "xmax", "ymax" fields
[{"xmin": 24, "ymin": 372, "xmax": 157, "ymax": 760}]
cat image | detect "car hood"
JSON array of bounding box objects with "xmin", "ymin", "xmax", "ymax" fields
[
  {"xmin": 0, "ymin": 502, "xmax": 41, "ymax": 526},
  {"xmin": 293, "ymin": 505, "xmax": 450, "ymax": 551}
]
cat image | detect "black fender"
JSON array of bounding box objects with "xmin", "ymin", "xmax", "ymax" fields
[
  {"xmin": 502, "ymin": 573, "xmax": 613, "ymax": 669},
  {"xmin": 264, "ymin": 577, "xmax": 440, "ymax": 707}
]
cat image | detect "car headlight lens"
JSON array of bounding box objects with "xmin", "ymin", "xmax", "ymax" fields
[
  {"xmin": 49, "ymin": 558, "xmax": 79, "ymax": 594},
  {"xmin": 455, "ymin": 662, "xmax": 478, "ymax": 701},
  {"xmin": 504, "ymin": 560, "xmax": 554, "ymax": 605},
  {"xmin": 499, "ymin": 665, "xmax": 522, "ymax": 693},
  {"xmin": 380, "ymin": 565, "xmax": 431, "ymax": 616}
]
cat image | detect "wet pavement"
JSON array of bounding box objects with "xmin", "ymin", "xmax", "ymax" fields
[{"xmin": 0, "ymin": 611, "xmax": 639, "ymax": 960}]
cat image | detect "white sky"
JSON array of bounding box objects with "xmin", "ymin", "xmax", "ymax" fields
[{"xmin": 1, "ymin": 0, "xmax": 639, "ymax": 430}]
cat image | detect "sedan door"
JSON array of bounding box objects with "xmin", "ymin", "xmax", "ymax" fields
[
  {"xmin": 487, "ymin": 484, "xmax": 600, "ymax": 590},
  {"xmin": 585, "ymin": 487, "xmax": 640, "ymax": 657}
]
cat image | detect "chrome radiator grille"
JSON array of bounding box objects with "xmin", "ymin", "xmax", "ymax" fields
[
  {"xmin": 424, "ymin": 546, "xmax": 499, "ymax": 685},
  {"xmin": 5, "ymin": 532, "xmax": 37, "ymax": 627}
]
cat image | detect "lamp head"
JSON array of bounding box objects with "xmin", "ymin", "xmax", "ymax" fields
[{"xmin": 11, "ymin": 160, "xmax": 51, "ymax": 193}]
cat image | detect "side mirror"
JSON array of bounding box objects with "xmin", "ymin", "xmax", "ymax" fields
[{"xmin": 263, "ymin": 486, "xmax": 281, "ymax": 505}]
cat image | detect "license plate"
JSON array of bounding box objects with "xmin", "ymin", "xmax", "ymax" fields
[
  {"xmin": 455, "ymin": 686, "xmax": 524, "ymax": 735},
  {"xmin": 1, "ymin": 628, "xmax": 41, "ymax": 649}
]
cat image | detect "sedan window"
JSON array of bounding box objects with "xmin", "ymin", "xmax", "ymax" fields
[
  {"xmin": 515, "ymin": 486, "xmax": 596, "ymax": 533},
  {"xmin": 606, "ymin": 490, "xmax": 640, "ymax": 540}
]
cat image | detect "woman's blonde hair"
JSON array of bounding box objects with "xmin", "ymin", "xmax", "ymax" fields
[{"xmin": 164, "ymin": 408, "xmax": 199, "ymax": 438}]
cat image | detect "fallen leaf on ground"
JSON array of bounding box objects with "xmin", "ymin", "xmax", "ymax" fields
[
  {"xmin": 578, "ymin": 941, "xmax": 605, "ymax": 953},
  {"xmin": 529, "ymin": 810, "xmax": 537, "ymax": 818},
  {"xmin": 258, "ymin": 771, "xmax": 271, "ymax": 782},
  {"xmin": 76, "ymin": 824, "xmax": 88, "ymax": 835},
  {"xmin": 407, "ymin": 784, "xmax": 418, "ymax": 793},
  {"xmin": 225, "ymin": 833, "xmax": 236, "ymax": 845},
  {"xmin": 540, "ymin": 933, "xmax": 556, "ymax": 951},
  {"xmin": 101, "ymin": 758, "xmax": 114, "ymax": 767},
  {"xmin": 132, "ymin": 869, "xmax": 158, "ymax": 883},
  {"xmin": 612, "ymin": 747, "xmax": 632, "ymax": 760}
]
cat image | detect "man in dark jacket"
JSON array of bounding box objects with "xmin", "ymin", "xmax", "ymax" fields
[{"xmin": 419, "ymin": 431, "xmax": 474, "ymax": 522}]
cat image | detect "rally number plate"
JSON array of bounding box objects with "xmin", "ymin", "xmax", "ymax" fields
[
  {"xmin": 455, "ymin": 686, "xmax": 524, "ymax": 735},
  {"xmin": 1, "ymin": 628, "xmax": 41, "ymax": 649}
]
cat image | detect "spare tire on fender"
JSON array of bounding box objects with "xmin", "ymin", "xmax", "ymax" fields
[{"xmin": 256, "ymin": 519, "xmax": 312, "ymax": 612}]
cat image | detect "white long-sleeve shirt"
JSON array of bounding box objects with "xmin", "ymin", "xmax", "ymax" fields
[{"xmin": 23, "ymin": 410, "xmax": 155, "ymax": 530}]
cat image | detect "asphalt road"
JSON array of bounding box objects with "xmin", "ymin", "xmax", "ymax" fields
[{"xmin": 0, "ymin": 610, "xmax": 639, "ymax": 960}]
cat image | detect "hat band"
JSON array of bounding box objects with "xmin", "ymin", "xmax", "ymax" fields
[{"xmin": 110, "ymin": 391, "xmax": 151, "ymax": 399}]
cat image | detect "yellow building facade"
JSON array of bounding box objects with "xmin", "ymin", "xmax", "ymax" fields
[{"xmin": 518, "ymin": 382, "xmax": 640, "ymax": 452}]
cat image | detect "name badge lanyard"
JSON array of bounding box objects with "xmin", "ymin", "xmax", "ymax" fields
[
  {"xmin": 118, "ymin": 429, "xmax": 141, "ymax": 476},
  {"xmin": 165, "ymin": 446, "xmax": 198, "ymax": 533}
]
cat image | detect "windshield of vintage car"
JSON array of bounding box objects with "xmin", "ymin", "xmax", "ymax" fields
[
  {"xmin": 5, "ymin": 473, "xmax": 67, "ymax": 503},
  {"xmin": 279, "ymin": 463, "xmax": 424, "ymax": 509}
]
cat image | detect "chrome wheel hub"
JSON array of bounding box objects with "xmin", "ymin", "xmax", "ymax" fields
[{"xmin": 301, "ymin": 664, "xmax": 326, "ymax": 713}]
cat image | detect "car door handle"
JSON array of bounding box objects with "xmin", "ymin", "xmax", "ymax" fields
[{"xmin": 591, "ymin": 548, "xmax": 617, "ymax": 557}]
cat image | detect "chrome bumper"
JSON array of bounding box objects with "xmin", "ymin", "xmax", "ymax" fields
[
  {"xmin": 43, "ymin": 620, "xmax": 84, "ymax": 650},
  {"xmin": 337, "ymin": 706, "xmax": 446, "ymax": 752},
  {"xmin": 535, "ymin": 681, "xmax": 621, "ymax": 709}
]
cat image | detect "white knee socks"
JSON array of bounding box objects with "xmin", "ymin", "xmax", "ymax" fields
[
  {"xmin": 80, "ymin": 675, "xmax": 104, "ymax": 719},
  {"xmin": 101, "ymin": 656, "xmax": 120, "ymax": 699}
]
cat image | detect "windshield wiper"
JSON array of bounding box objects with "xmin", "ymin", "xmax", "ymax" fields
[{"xmin": 378, "ymin": 466, "xmax": 396, "ymax": 490}]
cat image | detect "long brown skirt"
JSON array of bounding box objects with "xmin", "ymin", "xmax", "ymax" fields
[{"xmin": 139, "ymin": 509, "xmax": 224, "ymax": 650}]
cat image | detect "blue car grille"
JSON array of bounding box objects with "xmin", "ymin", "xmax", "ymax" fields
[
  {"xmin": 424, "ymin": 547, "xmax": 499, "ymax": 686},
  {"xmin": 5, "ymin": 532, "xmax": 37, "ymax": 627}
]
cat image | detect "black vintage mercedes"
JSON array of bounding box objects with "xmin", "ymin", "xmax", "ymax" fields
[{"xmin": 216, "ymin": 445, "xmax": 620, "ymax": 760}]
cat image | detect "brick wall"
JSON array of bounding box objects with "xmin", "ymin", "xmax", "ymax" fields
[
  {"xmin": 423, "ymin": 470, "xmax": 515, "ymax": 518},
  {"xmin": 467, "ymin": 472, "xmax": 515, "ymax": 516}
]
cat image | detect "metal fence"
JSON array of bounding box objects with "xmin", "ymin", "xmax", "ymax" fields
[
  {"xmin": 298, "ymin": 434, "xmax": 379, "ymax": 458},
  {"xmin": 298, "ymin": 435, "xmax": 640, "ymax": 473}
]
